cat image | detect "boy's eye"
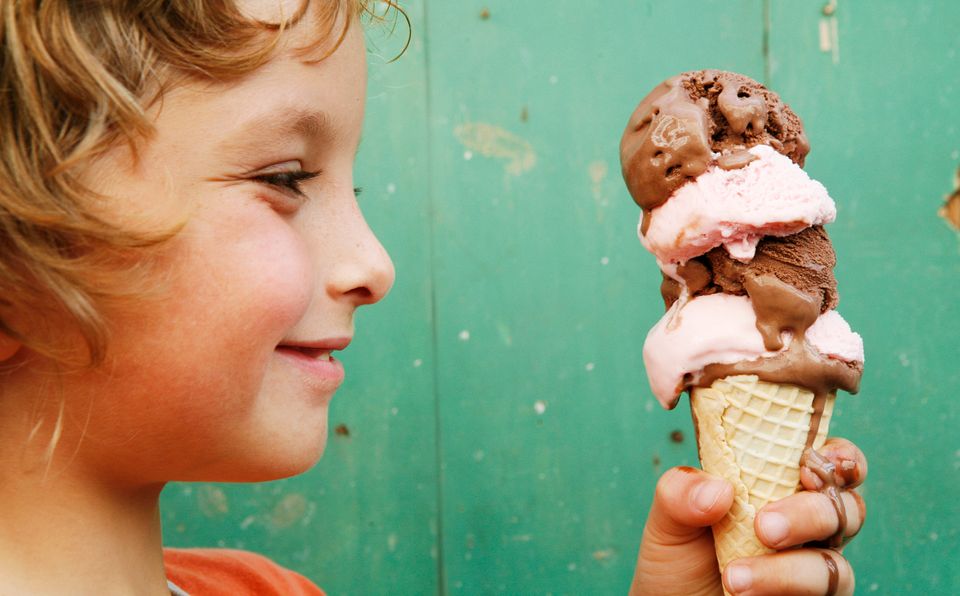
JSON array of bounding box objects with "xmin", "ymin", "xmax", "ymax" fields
[{"xmin": 252, "ymin": 167, "xmax": 320, "ymax": 197}]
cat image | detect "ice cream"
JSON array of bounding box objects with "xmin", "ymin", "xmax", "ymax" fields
[{"xmin": 619, "ymin": 70, "xmax": 864, "ymax": 582}]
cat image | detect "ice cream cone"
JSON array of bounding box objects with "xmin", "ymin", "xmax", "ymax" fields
[{"xmin": 690, "ymin": 375, "xmax": 833, "ymax": 592}]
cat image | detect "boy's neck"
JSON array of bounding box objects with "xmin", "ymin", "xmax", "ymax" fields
[{"xmin": 0, "ymin": 463, "xmax": 171, "ymax": 595}]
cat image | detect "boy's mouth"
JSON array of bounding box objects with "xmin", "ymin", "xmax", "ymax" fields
[
  {"xmin": 279, "ymin": 346, "xmax": 333, "ymax": 361},
  {"xmin": 276, "ymin": 337, "xmax": 351, "ymax": 362}
]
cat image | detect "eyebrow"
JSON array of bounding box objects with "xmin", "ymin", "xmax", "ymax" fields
[{"xmin": 216, "ymin": 108, "xmax": 336, "ymax": 162}]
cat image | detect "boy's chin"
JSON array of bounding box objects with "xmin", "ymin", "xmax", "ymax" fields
[
  {"xmin": 190, "ymin": 431, "xmax": 328, "ymax": 484},
  {"xmin": 244, "ymin": 438, "xmax": 328, "ymax": 482}
]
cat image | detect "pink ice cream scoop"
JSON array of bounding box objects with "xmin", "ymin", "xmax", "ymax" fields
[
  {"xmin": 643, "ymin": 293, "xmax": 864, "ymax": 409},
  {"xmin": 640, "ymin": 145, "xmax": 837, "ymax": 264}
]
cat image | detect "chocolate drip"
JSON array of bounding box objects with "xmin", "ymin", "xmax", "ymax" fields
[
  {"xmin": 640, "ymin": 210, "xmax": 651, "ymax": 235},
  {"xmin": 805, "ymin": 392, "xmax": 830, "ymax": 450},
  {"xmin": 743, "ymin": 273, "xmax": 821, "ymax": 351},
  {"xmin": 801, "ymin": 448, "xmax": 848, "ymax": 551},
  {"xmin": 820, "ymin": 551, "xmax": 840, "ymax": 595}
]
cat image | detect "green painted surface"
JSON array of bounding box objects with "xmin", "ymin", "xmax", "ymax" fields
[
  {"xmin": 768, "ymin": 3, "xmax": 960, "ymax": 593},
  {"xmin": 162, "ymin": 1, "xmax": 960, "ymax": 594}
]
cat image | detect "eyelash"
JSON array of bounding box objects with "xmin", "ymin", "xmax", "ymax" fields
[
  {"xmin": 253, "ymin": 169, "xmax": 319, "ymax": 197},
  {"xmin": 252, "ymin": 170, "xmax": 364, "ymax": 198}
]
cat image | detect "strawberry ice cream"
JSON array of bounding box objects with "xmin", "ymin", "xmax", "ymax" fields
[{"xmin": 640, "ymin": 145, "xmax": 836, "ymax": 264}]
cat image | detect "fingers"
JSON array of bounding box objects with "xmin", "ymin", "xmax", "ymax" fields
[
  {"xmin": 755, "ymin": 489, "xmax": 865, "ymax": 549},
  {"xmin": 723, "ymin": 549, "xmax": 855, "ymax": 596},
  {"xmin": 800, "ymin": 437, "xmax": 868, "ymax": 491},
  {"xmin": 643, "ymin": 466, "xmax": 734, "ymax": 546}
]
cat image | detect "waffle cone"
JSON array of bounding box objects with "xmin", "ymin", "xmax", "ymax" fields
[{"xmin": 690, "ymin": 375, "xmax": 833, "ymax": 592}]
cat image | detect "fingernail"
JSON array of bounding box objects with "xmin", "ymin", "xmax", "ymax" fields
[
  {"xmin": 758, "ymin": 511, "xmax": 790, "ymax": 546},
  {"xmin": 691, "ymin": 479, "xmax": 726, "ymax": 513},
  {"xmin": 726, "ymin": 563, "xmax": 753, "ymax": 593}
]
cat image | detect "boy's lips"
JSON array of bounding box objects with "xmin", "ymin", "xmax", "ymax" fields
[
  {"xmin": 278, "ymin": 336, "xmax": 351, "ymax": 353},
  {"xmin": 275, "ymin": 337, "xmax": 351, "ymax": 386}
]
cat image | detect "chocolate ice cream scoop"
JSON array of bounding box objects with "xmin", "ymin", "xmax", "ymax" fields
[
  {"xmin": 661, "ymin": 226, "xmax": 839, "ymax": 313},
  {"xmin": 620, "ymin": 70, "xmax": 810, "ymax": 212}
]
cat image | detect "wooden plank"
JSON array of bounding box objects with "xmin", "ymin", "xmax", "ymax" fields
[
  {"xmin": 161, "ymin": 2, "xmax": 440, "ymax": 593},
  {"xmin": 768, "ymin": 1, "xmax": 960, "ymax": 593},
  {"xmin": 425, "ymin": 1, "xmax": 765, "ymax": 592}
]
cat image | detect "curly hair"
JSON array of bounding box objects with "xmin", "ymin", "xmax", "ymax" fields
[{"xmin": 0, "ymin": 0, "xmax": 403, "ymax": 366}]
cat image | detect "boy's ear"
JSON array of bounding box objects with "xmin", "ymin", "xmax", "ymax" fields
[{"xmin": 0, "ymin": 331, "xmax": 21, "ymax": 363}]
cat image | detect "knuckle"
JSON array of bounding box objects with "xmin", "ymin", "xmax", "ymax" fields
[{"xmin": 812, "ymin": 493, "xmax": 842, "ymax": 535}]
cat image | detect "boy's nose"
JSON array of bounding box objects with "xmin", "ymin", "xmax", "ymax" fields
[{"xmin": 327, "ymin": 216, "xmax": 395, "ymax": 307}]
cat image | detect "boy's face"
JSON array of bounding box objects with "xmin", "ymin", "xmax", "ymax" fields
[{"xmin": 61, "ymin": 9, "xmax": 394, "ymax": 483}]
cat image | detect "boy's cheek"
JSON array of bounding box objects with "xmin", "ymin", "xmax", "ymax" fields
[
  {"xmin": 178, "ymin": 208, "xmax": 315, "ymax": 325},
  {"xmin": 236, "ymin": 232, "xmax": 315, "ymax": 335}
]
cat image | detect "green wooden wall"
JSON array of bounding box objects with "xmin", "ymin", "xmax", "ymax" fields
[{"xmin": 162, "ymin": 1, "xmax": 960, "ymax": 593}]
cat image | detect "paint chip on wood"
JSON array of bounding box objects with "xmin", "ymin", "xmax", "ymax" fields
[
  {"xmin": 939, "ymin": 165, "xmax": 960, "ymax": 230},
  {"xmin": 818, "ymin": 1, "xmax": 840, "ymax": 64},
  {"xmin": 589, "ymin": 160, "xmax": 608, "ymax": 202},
  {"xmin": 458, "ymin": 330, "xmax": 471, "ymax": 341},
  {"xmin": 270, "ymin": 494, "xmax": 309, "ymax": 529},
  {"xmin": 454, "ymin": 122, "xmax": 537, "ymax": 175},
  {"xmin": 592, "ymin": 548, "xmax": 615, "ymax": 561}
]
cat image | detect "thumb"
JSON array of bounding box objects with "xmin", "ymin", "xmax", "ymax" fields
[
  {"xmin": 644, "ymin": 466, "xmax": 734, "ymax": 546},
  {"xmin": 630, "ymin": 467, "xmax": 735, "ymax": 595}
]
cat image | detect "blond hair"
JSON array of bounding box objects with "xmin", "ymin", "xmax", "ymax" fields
[{"xmin": 0, "ymin": 0, "xmax": 404, "ymax": 366}]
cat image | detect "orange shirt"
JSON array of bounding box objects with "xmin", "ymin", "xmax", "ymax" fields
[{"xmin": 164, "ymin": 548, "xmax": 325, "ymax": 596}]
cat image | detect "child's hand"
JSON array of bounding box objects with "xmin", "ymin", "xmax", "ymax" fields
[{"xmin": 629, "ymin": 438, "xmax": 866, "ymax": 596}]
